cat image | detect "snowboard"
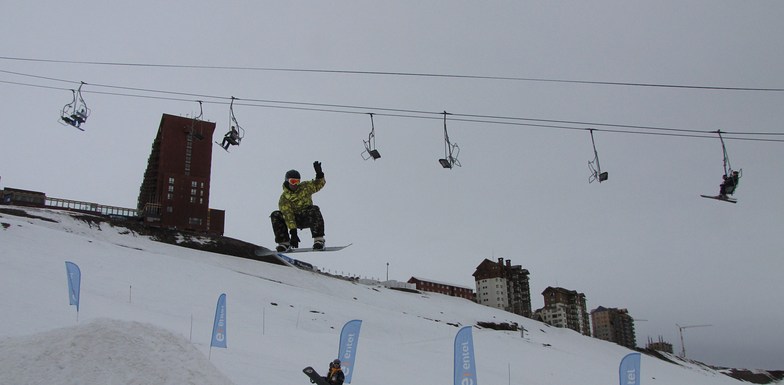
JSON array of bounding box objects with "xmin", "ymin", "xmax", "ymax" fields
[
  {"xmin": 282, "ymin": 243, "xmax": 352, "ymax": 253},
  {"xmin": 303, "ymin": 366, "xmax": 329, "ymax": 385},
  {"xmin": 254, "ymin": 243, "xmax": 351, "ymax": 257},
  {"xmin": 700, "ymin": 194, "xmax": 737, "ymax": 204}
]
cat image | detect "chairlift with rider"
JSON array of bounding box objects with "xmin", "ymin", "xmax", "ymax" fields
[
  {"xmin": 59, "ymin": 82, "xmax": 90, "ymax": 131},
  {"xmin": 701, "ymin": 130, "xmax": 742, "ymax": 203}
]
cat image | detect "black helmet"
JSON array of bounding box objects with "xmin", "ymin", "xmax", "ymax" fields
[
  {"xmin": 331, "ymin": 359, "xmax": 341, "ymax": 368},
  {"xmin": 285, "ymin": 169, "xmax": 300, "ymax": 180}
]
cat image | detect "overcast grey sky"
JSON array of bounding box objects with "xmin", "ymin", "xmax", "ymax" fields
[{"xmin": 1, "ymin": 0, "xmax": 782, "ymax": 369}]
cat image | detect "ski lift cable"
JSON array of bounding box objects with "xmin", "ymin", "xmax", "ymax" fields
[
  {"xmin": 0, "ymin": 68, "xmax": 223, "ymax": 102},
  {"xmin": 3, "ymin": 55, "xmax": 784, "ymax": 92},
  {"xmin": 10, "ymin": 67, "xmax": 782, "ymax": 139},
  {"xmin": 2, "ymin": 68, "xmax": 782, "ymax": 138},
  {"xmin": 3, "ymin": 70, "xmax": 784, "ymax": 143}
]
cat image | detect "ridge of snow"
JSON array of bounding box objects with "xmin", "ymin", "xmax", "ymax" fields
[{"xmin": 0, "ymin": 206, "xmax": 752, "ymax": 385}]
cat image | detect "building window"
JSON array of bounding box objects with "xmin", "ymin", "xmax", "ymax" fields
[
  {"xmin": 191, "ymin": 181, "xmax": 197, "ymax": 187},
  {"xmin": 166, "ymin": 206, "xmax": 173, "ymax": 213},
  {"xmin": 169, "ymin": 177, "xmax": 175, "ymax": 185},
  {"xmin": 191, "ymin": 189, "xmax": 197, "ymax": 196},
  {"xmin": 168, "ymin": 185, "xmax": 174, "ymax": 192},
  {"xmin": 190, "ymin": 197, "xmax": 196, "ymax": 203},
  {"xmin": 167, "ymin": 193, "xmax": 173, "ymax": 200}
]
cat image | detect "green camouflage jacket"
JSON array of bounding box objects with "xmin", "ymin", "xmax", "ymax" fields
[{"xmin": 278, "ymin": 178, "xmax": 326, "ymax": 230}]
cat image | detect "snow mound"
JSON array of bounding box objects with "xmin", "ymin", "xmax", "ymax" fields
[{"xmin": 0, "ymin": 318, "xmax": 234, "ymax": 385}]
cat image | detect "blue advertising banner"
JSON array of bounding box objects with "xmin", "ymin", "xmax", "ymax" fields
[
  {"xmin": 211, "ymin": 293, "xmax": 227, "ymax": 348},
  {"xmin": 454, "ymin": 326, "xmax": 478, "ymax": 385},
  {"xmin": 338, "ymin": 319, "xmax": 362, "ymax": 383},
  {"xmin": 619, "ymin": 352, "xmax": 641, "ymax": 385},
  {"xmin": 65, "ymin": 261, "xmax": 81, "ymax": 312}
]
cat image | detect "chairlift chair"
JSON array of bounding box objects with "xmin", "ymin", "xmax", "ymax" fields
[
  {"xmin": 439, "ymin": 111, "xmax": 461, "ymax": 169},
  {"xmin": 59, "ymin": 82, "xmax": 90, "ymax": 131},
  {"xmin": 225, "ymin": 96, "xmax": 246, "ymax": 146},
  {"xmin": 700, "ymin": 130, "xmax": 742, "ymax": 203},
  {"xmin": 361, "ymin": 113, "xmax": 381, "ymax": 160},
  {"xmin": 588, "ymin": 130, "xmax": 608, "ymax": 183}
]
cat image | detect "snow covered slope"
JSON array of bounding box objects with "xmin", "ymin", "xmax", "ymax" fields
[{"xmin": 0, "ymin": 206, "xmax": 755, "ymax": 385}]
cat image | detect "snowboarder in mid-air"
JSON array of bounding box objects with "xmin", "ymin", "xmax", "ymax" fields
[{"xmin": 270, "ymin": 161, "xmax": 326, "ymax": 252}]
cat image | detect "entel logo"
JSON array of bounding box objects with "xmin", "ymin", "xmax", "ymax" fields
[
  {"xmin": 626, "ymin": 368, "xmax": 636, "ymax": 384},
  {"xmin": 460, "ymin": 340, "xmax": 474, "ymax": 385}
]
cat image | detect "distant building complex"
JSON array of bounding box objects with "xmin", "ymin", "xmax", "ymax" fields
[
  {"xmin": 591, "ymin": 306, "xmax": 636, "ymax": 348},
  {"xmin": 472, "ymin": 258, "xmax": 532, "ymax": 318},
  {"xmin": 536, "ymin": 286, "xmax": 591, "ymax": 336},
  {"xmin": 407, "ymin": 277, "xmax": 475, "ymax": 300}
]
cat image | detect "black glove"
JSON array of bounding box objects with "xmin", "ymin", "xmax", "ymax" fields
[
  {"xmin": 313, "ymin": 161, "xmax": 324, "ymax": 179},
  {"xmin": 289, "ymin": 228, "xmax": 300, "ymax": 248}
]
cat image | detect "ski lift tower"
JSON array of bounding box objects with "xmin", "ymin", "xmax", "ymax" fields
[{"xmin": 676, "ymin": 323, "xmax": 712, "ymax": 359}]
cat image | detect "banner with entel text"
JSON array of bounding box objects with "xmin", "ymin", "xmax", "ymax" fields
[
  {"xmin": 619, "ymin": 352, "xmax": 641, "ymax": 385},
  {"xmin": 338, "ymin": 319, "xmax": 362, "ymax": 383},
  {"xmin": 454, "ymin": 326, "xmax": 478, "ymax": 385},
  {"xmin": 210, "ymin": 293, "xmax": 227, "ymax": 349},
  {"xmin": 65, "ymin": 261, "xmax": 81, "ymax": 312}
]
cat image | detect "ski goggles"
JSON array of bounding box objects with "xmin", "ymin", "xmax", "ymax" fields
[{"xmin": 287, "ymin": 178, "xmax": 301, "ymax": 186}]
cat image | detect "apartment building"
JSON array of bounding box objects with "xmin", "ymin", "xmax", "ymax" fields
[
  {"xmin": 472, "ymin": 258, "xmax": 532, "ymax": 318},
  {"xmin": 591, "ymin": 306, "xmax": 636, "ymax": 348},
  {"xmin": 536, "ymin": 286, "xmax": 591, "ymax": 336},
  {"xmin": 137, "ymin": 114, "xmax": 224, "ymax": 234}
]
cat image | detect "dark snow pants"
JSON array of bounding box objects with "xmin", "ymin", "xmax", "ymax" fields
[{"xmin": 270, "ymin": 205, "xmax": 325, "ymax": 243}]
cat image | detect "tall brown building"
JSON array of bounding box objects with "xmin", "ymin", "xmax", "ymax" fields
[
  {"xmin": 137, "ymin": 114, "xmax": 224, "ymax": 235},
  {"xmin": 591, "ymin": 306, "xmax": 636, "ymax": 348}
]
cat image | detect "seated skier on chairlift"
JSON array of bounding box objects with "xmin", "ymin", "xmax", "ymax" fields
[
  {"xmin": 719, "ymin": 170, "xmax": 740, "ymax": 199},
  {"xmin": 60, "ymin": 84, "xmax": 90, "ymax": 129},
  {"xmin": 61, "ymin": 108, "xmax": 88, "ymax": 128},
  {"xmin": 71, "ymin": 108, "xmax": 88, "ymax": 127},
  {"xmin": 220, "ymin": 126, "xmax": 240, "ymax": 150}
]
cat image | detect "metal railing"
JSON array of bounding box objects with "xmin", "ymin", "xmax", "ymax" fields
[{"xmin": 45, "ymin": 196, "xmax": 139, "ymax": 217}]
